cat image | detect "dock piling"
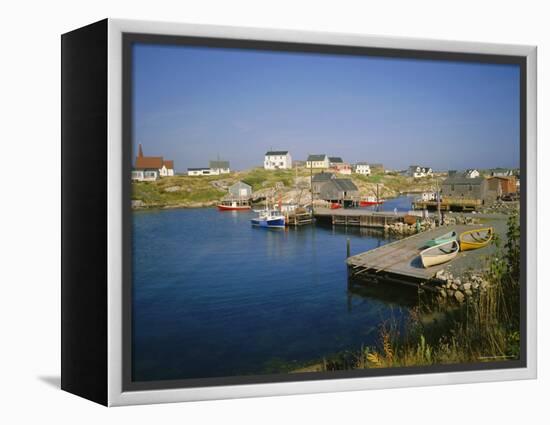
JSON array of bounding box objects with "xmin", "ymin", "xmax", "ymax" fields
[{"xmin": 346, "ymin": 238, "xmax": 351, "ymax": 258}]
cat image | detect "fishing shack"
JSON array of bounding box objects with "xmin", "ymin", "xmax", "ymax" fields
[{"xmin": 318, "ymin": 178, "xmax": 359, "ymax": 208}]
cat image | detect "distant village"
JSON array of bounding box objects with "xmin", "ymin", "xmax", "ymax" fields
[{"xmin": 131, "ymin": 144, "xmax": 519, "ymax": 211}]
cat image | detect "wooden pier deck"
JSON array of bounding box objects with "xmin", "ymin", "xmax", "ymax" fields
[
  {"xmin": 347, "ymin": 224, "xmax": 490, "ymax": 285},
  {"xmin": 412, "ymin": 199, "xmax": 482, "ymax": 212},
  {"xmin": 314, "ymin": 208, "xmax": 407, "ymax": 228}
]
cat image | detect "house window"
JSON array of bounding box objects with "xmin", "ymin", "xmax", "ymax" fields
[
  {"xmin": 451, "ymin": 184, "xmax": 455, "ymax": 191},
  {"xmin": 469, "ymin": 184, "xmax": 473, "ymax": 191}
]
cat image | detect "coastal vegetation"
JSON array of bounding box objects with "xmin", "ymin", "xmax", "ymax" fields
[
  {"xmin": 132, "ymin": 174, "xmax": 226, "ymax": 208},
  {"xmin": 295, "ymin": 213, "xmax": 521, "ymax": 372},
  {"xmin": 132, "ymin": 167, "xmax": 444, "ymax": 209}
]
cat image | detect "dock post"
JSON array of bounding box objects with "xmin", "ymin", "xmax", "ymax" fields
[{"xmin": 346, "ymin": 238, "xmax": 351, "ymax": 258}]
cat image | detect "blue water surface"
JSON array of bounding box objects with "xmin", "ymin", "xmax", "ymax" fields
[{"xmin": 132, "ymin": 196, "xmax": 417, "ymax": 381}]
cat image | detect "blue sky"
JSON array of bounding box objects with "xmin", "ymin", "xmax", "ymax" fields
[{"xmin": 132, "ymin": 43, "xmax": 520, "ymax": 172}]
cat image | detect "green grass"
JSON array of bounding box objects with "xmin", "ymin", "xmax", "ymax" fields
[
  {"xmin": 236, "ymin": 167, "xmax": 296, "ymax": 191},
  {"xmin": 132, "ymin": 175, "xmax": 227, "ymax": 207}
]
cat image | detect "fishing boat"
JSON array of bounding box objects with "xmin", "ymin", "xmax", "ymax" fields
[
  {"xmin": 217, "ymin": 199, "xmax": 251, "ymax": 211},
  {"xmin": 359, "ymin": 196, "xmax": 385, "ymax": 207},
  {"xmin": 459, "ymin": 227, "xmax": 494, "ymax": 251},
  {"xmin": 423, "ymin": 230, "xmax": 457, "ymax": 248},
  {"xmin": 420, "ymin": 240, "xmax": 459, "ymax": 268},
  {"xmin": 250, "ymin": 209, "xmax": 286, "ymax": 228}
]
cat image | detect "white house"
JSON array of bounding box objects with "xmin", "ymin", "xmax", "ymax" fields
[
  {"xmin": 306, "ymin": 154, "xmax": 330, "ymax": 169},
  {"xmin": 354, "ymin": 162, "xmax": 371, "ymax": 175},
  {"xmin": 408, "ymin": 165, "xmax": 433, "ymax": 178},
  {"xmin": 187, "ymin": 167, "xmax": 219, "ymax": 176},
  {"xmin": 464, "ymin": 169, "xmax": 480, "ymax": 179},
  {"xmin": 264, "ymin": 151, "xmax": 292, "ymax": 170},
  {"xmin": 209, "ymin": 160, "xmax": 231, "ymax": 174},
  {"xmin": 131, "ymin": 170, "xmax": 158, "ymax": 182}
]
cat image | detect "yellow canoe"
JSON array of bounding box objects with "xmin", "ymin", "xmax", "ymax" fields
[{"xmin": 459, "ymin": 227, "xmax": 494, "ymax": 251}]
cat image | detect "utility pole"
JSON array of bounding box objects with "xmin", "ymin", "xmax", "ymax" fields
[
  {"xmin": 436, "ymin": 178, "xmax": 441, "ymax": 226},
  {"xmin": 310, "ymin": 157, "xmax": 314, "ymax": 216}
]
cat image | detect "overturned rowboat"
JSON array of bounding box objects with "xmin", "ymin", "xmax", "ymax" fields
[
  {"xmin": 459, "ymin": 227, "xmax": 494, "ymax": 251},
  {"xmin": 420, "ymin": 240, "xmax": 459, "ymax": 268}
]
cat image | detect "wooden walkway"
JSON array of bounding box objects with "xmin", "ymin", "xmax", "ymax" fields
[
  {"xmin": 314, "ymin": 208, "xmax": 407, "ymax": 228},
  {"xmin": 412, "ymin": 199, "xmax": 481, "ymax": 212},
  {"xmin": 347, "ymin": 224, "xmax": 489, "ymax": 284}
]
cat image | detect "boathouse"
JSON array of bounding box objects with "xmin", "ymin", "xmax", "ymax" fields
[
  {"xmin": 318, "ymin": 178, "xmax": 359, "ymax": 206},
  {"xmin": 441, "ymin": 176, "xmax": 483, "ymax": 199},
  {"xmin": 228, "ymin": 181, "xmax": 252, "ymax": 198},
  {"xmin": 311, "ymin": 172, "xmax": 335, "ymax": 195}
]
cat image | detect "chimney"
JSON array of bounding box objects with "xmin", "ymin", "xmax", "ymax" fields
[{"xmin": 138, "ymin": 143, "xmax": 144, "ymax": 158}]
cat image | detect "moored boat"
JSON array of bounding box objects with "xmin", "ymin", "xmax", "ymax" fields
[
  {"xmin": 251, "ymin": 209, "xmax": 286, "ymax": 228},
  {"xmin": 359, "ymin": 196, "xmax": 385, "ymax": 207},
  {"xmin": 423, "ymin": 230, "xmax": 457, "ymax": 248},
  {"xmin": 217, "ymin": 199, "xmax": 251, "ymax": 211},
  {"xmin": 420, "ymin": 240, "xmax": 459, "ymax": 268},
  {"xmin": 459, "ymin": 227, "xmax": 494, "ymax": 251}
]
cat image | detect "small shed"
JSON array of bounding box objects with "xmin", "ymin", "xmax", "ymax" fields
[
  {"xmin": 481, "ymin": 176, "xmax": 517, "ymax": 204},
  {"xmin": 228, "ymin": 181, "xmax": 252, "ymax": 198}
]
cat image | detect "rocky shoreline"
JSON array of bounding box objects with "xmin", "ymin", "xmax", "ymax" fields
[
  {"xmin": 384, "ymin": 214, "xmax": 480, "ymax": 236},
  {"xmin": 434, "ymin": 269, "xmax": 491, "ymax": 303},
  {"xmin": 131, "ymin": 199, "xmax": 219, "ymax": 210}
]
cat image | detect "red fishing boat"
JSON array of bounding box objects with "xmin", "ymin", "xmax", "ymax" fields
[
  {"xmin": 217, "ymin": 199, "xmax": 251, "ymax": 211},
  {"xmin": 359, "ymin": 196, "xmax": 385, "ymax": 207}
]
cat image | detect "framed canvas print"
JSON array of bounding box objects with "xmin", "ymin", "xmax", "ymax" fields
[{"xmin": 61, "ymin": 19, "xmax": 537, "ymax": 406}]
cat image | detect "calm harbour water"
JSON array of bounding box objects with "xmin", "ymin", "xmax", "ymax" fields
[{"xmin": 132, "ymin": 195, "xmax": 417, "ymax": 382}]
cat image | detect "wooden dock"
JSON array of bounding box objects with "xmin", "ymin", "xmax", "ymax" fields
[
  {"xmin": 347, "ymin": 224, "xmax": 490, "ymax": 288},
  {"xmin": 314, "ymin": 208, "xmax": 406, "ymax": 228},
  {"xmin": 285, "ymin": 211, "xmax": 314, "ymax": 226},
  {"xmin": 412, "ymin": 199, "xmax": 481, "ymax": 212}
]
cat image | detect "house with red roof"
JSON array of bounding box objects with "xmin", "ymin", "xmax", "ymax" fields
[{"xmin": 131, "ymin": 144, "xmax": 175, "ymax": 181}]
